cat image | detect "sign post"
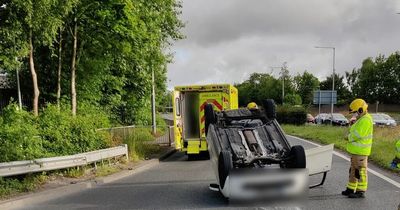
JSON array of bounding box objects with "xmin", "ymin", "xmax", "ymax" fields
[{"xmin": 314, "ymin": 90, "xmax": 337, "ymax": 124}]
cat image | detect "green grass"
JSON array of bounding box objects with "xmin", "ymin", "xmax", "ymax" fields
[
  {"xmin": 0, "ymin": 174, "xmax": 48, "ymax": 199},
  {"xmin": 282, "ymin": 124, "xmax": 400, "ymax": 171},
  {"xmin": 95, "ymin": 164, "xmax": 120, "ymax": 177}
]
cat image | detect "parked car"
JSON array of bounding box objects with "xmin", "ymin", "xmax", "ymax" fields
[
  {"xmin": 315, "ymin": 113, "xmax": 349, "ymax": 126},
  {"xmin": 329, "ymin": 113, "xmax": 350, "ymax": 126},
  {"xmin": 314, "ymin": 113, "xmax": 329, "ymax": 124},
  {"xmin": 378, "ymin": 113, "xmax": 397, "ymax": 126},
  {"xmin": 371, "ymin": 113, "xmax": 397, "ymax": 127},
  {"xmin": 307, "ymin": 113, "xmax": 315, "ymax": 123}
]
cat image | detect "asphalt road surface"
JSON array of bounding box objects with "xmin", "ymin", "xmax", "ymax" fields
[{"xmin": 25, "ymin": 136, "xmax": 400, "ymax": 210}]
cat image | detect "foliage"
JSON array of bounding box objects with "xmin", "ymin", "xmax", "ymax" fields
[
  {"xmin": 0, "ymin": 174, "xmax": 48, "ymax": 199},
  {"xmin": 39, "ymin": 103, "xmax": 111, "ymax": 156},
  {"xmin": 276, "ymin": 105, "xmax": 307, "ymax": 125},
  {"xmin": 293, "ymin": 71, "xmax": 319, "ymax": 105},
  {"xmin": 284, "ymin": 93, "xmax": 302, "ymax": 105},
  {"xmin": 0, "ymin": 0, "xmax": 184, "ymax": 124},
  {"xmin": 346, "ymin": 52, "xmax": 400, "ymax": 104},
  {"xmin": 0, "ymin": 103, "xmax": 111, "ymax": 162},
  {"xmin": 0, "ymin": 104, "xmax": 41, "ymax": 162},
  {"xmin": 320, "ymin": 73, "xmax": 352, "ymax": 105},
  {"xmin": 236, "ymin": 73, "xmax": 292, "ymax": 106}
]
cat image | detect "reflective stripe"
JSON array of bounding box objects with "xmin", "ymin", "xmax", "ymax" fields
[
  {"xmin": 353, "ymin": 130, "xmax": 363, "ymax": 139},
  {"xmin": 350, "ymin": 131, "xmax": 372, "ymax": 142},
  {"xmin": 347, "ymin": 182, "xmax": 357, "ymax": 190},
  {"xmin": 351, "ymin": 141, "xmax": 372, "ymax": 148}
]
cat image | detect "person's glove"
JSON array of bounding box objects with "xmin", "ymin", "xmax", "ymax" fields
[{"xmin": 390, "ymin": 161, "xmax": 397, "ymax": 169}]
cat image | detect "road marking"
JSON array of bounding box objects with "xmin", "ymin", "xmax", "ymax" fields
[{"xmin": 288, "ymin": 135, "xmax": 400, "ymax": 189}]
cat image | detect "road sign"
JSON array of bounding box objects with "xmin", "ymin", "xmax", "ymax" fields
[{"xmin": 313, "ymin": 90, "xmax": 337, "ymax": 105}]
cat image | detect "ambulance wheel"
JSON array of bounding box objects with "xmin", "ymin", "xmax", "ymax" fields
[
  {"xmin": 218, "ymin": 150, "xmax": 233, "ymax": 189},
  {"xmin": 289, "ymin": 145, "xmax": 306, "ymax": 168},
  {"xmin": 205, "ymin": 104, "xmax": 216, "ymax": 136},
  {"xmin": 263, "ymin": 99, "xmax": 276, "ymax": 120}
]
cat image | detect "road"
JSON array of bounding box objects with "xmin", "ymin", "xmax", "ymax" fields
[{"xmin": 25, "ymin": 136, "xmax": 400, "ymax": 210}]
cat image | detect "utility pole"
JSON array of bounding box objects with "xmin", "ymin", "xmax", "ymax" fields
[
  {"xmin": 315, "ymin": 46, "xmax": 335, "ymax": 125},
  {"xmin": 270, "ymin": 62, "xmax": 287, "ymax": 105},
  {"xmin": 16, "ymin": 66, "xmax": 22, "ymax": 109},
  {"xmin": 151, "ymin": 68, "xmax": 157, "ymax": 134},
  {"xmin": 281, "ymin": 62, "xmax": 288, "ymax": 105},
  {"xmin": 13, "ymin": 36, "xmax": 22, "ymax": 109}
]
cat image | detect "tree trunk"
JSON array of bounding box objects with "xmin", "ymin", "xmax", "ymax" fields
[
  {"xmin": 71, "ymin": 18, "xmax": 77, "ymax": 116},
  {"xmin": 29, "ymin": 29, "xmax": 40, "ymax": 116},
  {"xmin": 57, "ymin": 28, "xmax": 62, "ymax": 109}
]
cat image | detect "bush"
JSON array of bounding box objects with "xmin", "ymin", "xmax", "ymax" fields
[
  {"xmin": 0, "ymin": 104, "xmax": 42, "ymax": 162},
  {"xmin": 276, "ymin": 105, "xmax": 307, "ymax": 125},
  {"xmin": 0, "ymin": 102, "xmax": 112, "ymax": 162},
  {"xmin": 39, "ymin": 103, "xmax": 111, "ymax": 156}
]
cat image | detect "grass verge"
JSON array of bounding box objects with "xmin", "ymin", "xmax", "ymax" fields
[{"xmin": 282, "ymin": 124, "xmax": 400, "ymax": 172}]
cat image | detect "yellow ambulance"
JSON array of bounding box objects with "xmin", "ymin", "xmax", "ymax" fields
[{"xmin": 172, "ymin": 84, "xmax": 238, "ymax": 158}]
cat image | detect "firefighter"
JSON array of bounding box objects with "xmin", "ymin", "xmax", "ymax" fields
[
  {"xmin": 247, "ymin": 102, "xmax": 258, "ymax": 110},
  {"xmin": 341, "ymin": 98, "xmax": 373, "ymax": 198},
  {"xmin": 390, "ymin": 139, "xmax": 400, "ymax": 169}
]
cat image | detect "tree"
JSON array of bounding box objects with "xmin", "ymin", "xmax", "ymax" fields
[
  {"xmin": 284, "ymin": 93, "xmax": 302, "ymax": 105},
  {"xmin": 320, "ymin": 73, "xmax": 351, "ymax": 105},
  {"xmin": 0, "ymin": 0, "xmax": 76, "ymax": 116},
  {"xmin": 236, "ymin": 73, "xmax": 282, "ymax": 106},
  {"xmin": 1, "ymin": 0, "xmax": 184, "ymax": 124},
  {"xmin": 346, "ymin": 52, "xmax": 400, "ymax": 104},
  {"xmin": 293, "ymin": 71, "xmax": 320, "ymax": 105}
]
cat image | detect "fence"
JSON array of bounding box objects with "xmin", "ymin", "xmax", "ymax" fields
[
  {"xmin": 0, "ymin": 145, "xmax": 128, "ymax": 177},
  {"xmin": 97, "ymin": 125, "xmax": 174, "ymax": 146}
]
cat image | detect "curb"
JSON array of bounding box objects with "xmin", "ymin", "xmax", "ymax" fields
[
  {"xmin": 0, "ymin": 159, "xmax": 159, "ymax": 210},
  {"xmin": 158, "ymin": 147, "xmax": 177, "ymax": 161}
]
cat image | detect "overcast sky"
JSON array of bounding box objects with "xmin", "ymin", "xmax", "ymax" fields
[{"xmin": 167, "ymin": 0, "xmax": 400, "ymax": 89}]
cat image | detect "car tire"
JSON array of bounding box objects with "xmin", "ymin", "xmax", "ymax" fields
[
  {"xmin": 218, "ymin": 150, "xmax": 233, "ymax": 189},
  {"xmin": 205, "ymin": 104, "xmax": 216, "ymax": 136},
  {"xmin": 262, "ymin": 99, "xmax": 276, "ymax": 120},
  {"xmin": 289, "ymin": 145, "xmax": 306, "ymax": 168}
]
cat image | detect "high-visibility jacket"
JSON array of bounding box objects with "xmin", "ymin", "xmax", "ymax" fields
[
  {"xmin": 396, "ymin": 140, "xmax": 400, "ymax": 159},
  {"xmin": 347, "ymin": 113, "xmax": 373, "ymax": 156}
]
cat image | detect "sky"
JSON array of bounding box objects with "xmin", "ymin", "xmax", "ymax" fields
[{"xmin": 166, "ymin": 0, "xmax": 400, "ymax": 90}]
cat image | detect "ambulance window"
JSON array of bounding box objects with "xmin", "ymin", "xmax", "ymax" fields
[{"xmin": 175, "ymin": 98, "xmax": 181, "ymax": 116}]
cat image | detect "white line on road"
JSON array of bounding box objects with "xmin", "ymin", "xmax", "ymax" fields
[{"xmin": 288, "ymin": 135, "xmax": 400, "ymax": 189}]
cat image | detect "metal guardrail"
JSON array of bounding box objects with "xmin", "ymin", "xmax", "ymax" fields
[{"xmin": 0, "ymin": 144, "xmax": 128, "ymax": 177}]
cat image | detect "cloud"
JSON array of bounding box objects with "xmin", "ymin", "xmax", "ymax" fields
[{"xmin": 167, "ymin": 0, "xmax": 400, "ymax": 89}]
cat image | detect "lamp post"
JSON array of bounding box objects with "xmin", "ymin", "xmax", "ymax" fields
[
  {"xmin": 315, "ymin": 46, "xmax": 335, "ymax": 124},
  {"xmin": 151, "ymin": 68, "xmax": 157, "ymax": 134}
]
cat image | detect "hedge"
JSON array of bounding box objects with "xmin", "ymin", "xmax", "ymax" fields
[{"xmin": 276, "ymin": 105, "xmax": 307, "ymax": 125}]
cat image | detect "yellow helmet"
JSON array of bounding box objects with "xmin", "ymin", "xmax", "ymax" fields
[
  {"xmin": 349, "ymin": 98, "xmax": 368, "ymax": 113},
  {"xmin": 247, "ymin": 102, "xmax": 258, "ymax": 110}
]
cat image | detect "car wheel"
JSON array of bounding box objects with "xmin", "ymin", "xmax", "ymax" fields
[
  {"xmin": 204, "ymin": 104, "xmax": 216, "ymax": 136},
  {"xmin": 218, "ymin": 150, "xmax": 233, "ymax": 189},
  {"xmin": 289, "ymin": 145, "xmax": 306, "ymax": 168},
  {"xmin": 262, "ymin": 99, "xmax": 276, "ymax": 120}
]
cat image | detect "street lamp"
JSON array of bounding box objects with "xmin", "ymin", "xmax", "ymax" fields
[
  {"xmin": 315, "ymin": 46, "xmax": 336, "ymax": 124},
  {"xmin": 151, "ymin": 68, "xmax": 156, "ymax": 134}
]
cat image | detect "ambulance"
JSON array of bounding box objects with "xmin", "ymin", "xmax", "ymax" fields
[{"xmin": 172, "ymin": 84, "xmax": 238, "ymax": 158}]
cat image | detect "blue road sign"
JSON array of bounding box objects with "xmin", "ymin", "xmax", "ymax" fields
[{"xmin": 313, "ymin": 90, "xmax": 337, "ymax": 105}]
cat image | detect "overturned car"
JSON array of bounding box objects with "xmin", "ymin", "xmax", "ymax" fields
[{"xmin": 205, "ymin": 99, "xmax": 333, "ymax": 200}]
